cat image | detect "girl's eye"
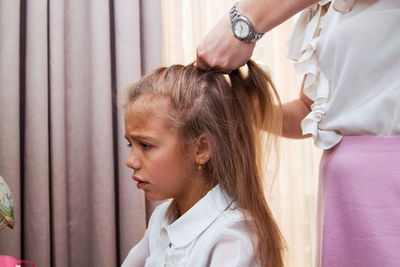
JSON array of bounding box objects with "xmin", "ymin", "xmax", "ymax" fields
[
  {"xmin": 126, "ymin": 143, "xmax": 132, "ymax": 148},
  {"xmin": 141, "ymin": 143, "xmax": 152, "ymax": 150}
]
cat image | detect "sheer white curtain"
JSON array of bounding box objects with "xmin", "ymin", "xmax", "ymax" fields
[{"xmin": 161, "ymin": 1, "xmax": 322, "ymax": 266}]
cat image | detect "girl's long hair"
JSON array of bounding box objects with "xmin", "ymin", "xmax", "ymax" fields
[{"xmin": 124, "ymin": 60, "xmax": 284, "ymax": 266}]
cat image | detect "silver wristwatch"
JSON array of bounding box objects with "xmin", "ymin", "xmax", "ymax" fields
[{"xmin": 229, "ymin": 2, "xmax": 264, "ymax": 43}]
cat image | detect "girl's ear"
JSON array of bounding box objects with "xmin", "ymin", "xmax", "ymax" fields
[{"xmin": 195, "ymin": 134, "xmax": 211, "ymax": 165}]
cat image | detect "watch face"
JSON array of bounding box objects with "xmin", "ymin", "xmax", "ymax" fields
[{"xmin": 233, "ymin": 19, "xmax": 250, "ymax": 39}]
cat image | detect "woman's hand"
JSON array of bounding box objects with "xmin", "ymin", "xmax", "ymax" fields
[
  {"xmin": 195, "ymin": 14, "xmax": 255, "ymax": 73},
  {"xmin": 195, "ymin": 0, "xmax": 319, "ymax": 73}
]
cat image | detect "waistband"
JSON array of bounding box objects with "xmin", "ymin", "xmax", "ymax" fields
[{"xmin": 332, "ymin": 136, "xmax": 400, "ymax": 150}]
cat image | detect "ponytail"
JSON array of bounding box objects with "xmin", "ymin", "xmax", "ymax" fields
[{"xmin": 227, "ymin": 60, "xmax": 284, "ymax": 267}]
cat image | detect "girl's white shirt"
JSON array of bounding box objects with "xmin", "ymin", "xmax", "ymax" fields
[
  {"xmin": 288, "ymin": 0, "xmax": 400, "ymax": 149},
  {"xmin": 121, "ymin": 185, "xmax": 257, "ymax": 267}
]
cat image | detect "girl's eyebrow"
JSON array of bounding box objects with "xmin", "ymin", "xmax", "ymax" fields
[{"xmin": 124, "ymin": 134, "xmax": 156, "ymax": 142}]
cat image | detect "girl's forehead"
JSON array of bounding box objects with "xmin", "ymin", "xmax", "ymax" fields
[
  {"xmin": 125, "ymin": 94, "xmax": 174, "ymax": 127},
  {"xmin": 130, "ymin": 94, "xmax": 170, "ymax": 114}
]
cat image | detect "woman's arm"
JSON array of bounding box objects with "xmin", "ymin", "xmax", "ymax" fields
[
  {"xmin": 195, "ymin": 0, "xmax": 319, "ymax": 73},
  {"xmin": 281, "ymin": 76, "xmax": 313, "ymax": 139},
  {"xmin": 281, "ymin": 93, "xmax": 313, "ymax": 139}
]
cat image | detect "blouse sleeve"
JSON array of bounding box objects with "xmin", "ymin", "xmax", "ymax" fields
[
  {"xmin": 208, "ymin": 221, "xmax": 257, "ymax": 267},
  {"xmin": 121, "ymin": 230, "xmax": 149, "ymax": 267},
  {"xmin": 120, "ymin": 201, "xmax": 169, "ymax": 267}
]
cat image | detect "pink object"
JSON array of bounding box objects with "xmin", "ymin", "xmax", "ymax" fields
[
  {"xmin": 318, "ymin": 136, "xmax": 400, "ymax": 266},
  {"xmin": 0, "ymin": 255, "xmax": 35, "ymax": 267}
]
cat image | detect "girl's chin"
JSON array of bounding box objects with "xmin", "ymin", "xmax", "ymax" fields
[{"xmin": 144, "ymin": 192, "xmax": 169, "ymax": 202}]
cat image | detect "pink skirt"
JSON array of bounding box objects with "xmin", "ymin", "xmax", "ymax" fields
[{"xmin": 318, "ymin": 136, "xmax": 400, "ymax": 267}]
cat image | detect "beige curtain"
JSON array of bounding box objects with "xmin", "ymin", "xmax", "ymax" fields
[
  {"xmin": 161, "ymin": 1, "xmax": 322, "ymax": 267},
  {"xmin": 0, "ymin": 0, "xmax": 161, "ymax": 266}
]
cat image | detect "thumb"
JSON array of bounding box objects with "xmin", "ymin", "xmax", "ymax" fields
[{"xmin": 194, "ymin": 60, "xmax": 208, "ymax": 71}]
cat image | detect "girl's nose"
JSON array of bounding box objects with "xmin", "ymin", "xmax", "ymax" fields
[{"xmin": 126, "ymin": 153, "xmax": 141, "ymax": 171}]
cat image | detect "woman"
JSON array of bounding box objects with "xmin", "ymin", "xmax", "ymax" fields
[{"xmin": 196, "ymin": 0, "xmax": 400, "ymax": 266}]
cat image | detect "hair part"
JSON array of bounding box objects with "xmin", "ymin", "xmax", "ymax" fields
[{"xmin": 124, "ymin": 60, "xmax": 285, "ymax": 266}]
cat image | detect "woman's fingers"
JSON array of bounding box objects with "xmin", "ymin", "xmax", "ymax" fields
[{"xmin": 195, "ymin": 15, "xmax": 256, "ymax": 73}]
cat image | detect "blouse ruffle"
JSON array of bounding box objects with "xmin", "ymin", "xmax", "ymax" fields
[{"xmin": 287, "ymin": 0, "xmax": 355, "ymax": 149}]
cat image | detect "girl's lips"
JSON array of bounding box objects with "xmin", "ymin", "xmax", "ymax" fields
[
  {"xmin": 132, "ymin": 175, "xmax": 149, "ymax": 189},
  {"xmin": 136, "ymin": 182, "xmax": 148, "ymax": 189}
]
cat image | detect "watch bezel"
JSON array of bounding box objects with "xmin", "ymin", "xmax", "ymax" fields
[{"xmin": 231, "ymin": 17, "xmax": 253, "ymax": 40}]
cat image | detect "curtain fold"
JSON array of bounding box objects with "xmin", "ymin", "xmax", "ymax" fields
[
  {"xmin": 24, "ymin": 1, "xmax": 51, "ymax": 266},
  {"xmin": 0, "ymin": 0, "xmax": 162, "ymax": 266},
  {"xmin": 48, "ymin": 1, "xmax": 69, "ymax": 266}
]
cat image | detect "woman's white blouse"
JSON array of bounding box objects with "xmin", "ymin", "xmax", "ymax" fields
[
  {"xmin": 288, "ymin": 0, "xmax": 400, "ymax": 149},
  {"xmin": 121, "ymin": 185, "xmax": 257, "ymax": 267}
]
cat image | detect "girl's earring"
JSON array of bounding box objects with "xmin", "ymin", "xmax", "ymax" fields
[{"xmin": 196, "ymin": 160, "xmax": 202, "ymax": 170}]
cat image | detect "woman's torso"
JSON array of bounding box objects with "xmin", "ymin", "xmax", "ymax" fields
[{"xmin": 291, "ymin": 0, "xmax": 400, "ymax": 149}]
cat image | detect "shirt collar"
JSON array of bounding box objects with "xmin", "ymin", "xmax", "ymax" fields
[{"xmin": 161, "ymin": 184, "xmax": 233, "ymax": 248}]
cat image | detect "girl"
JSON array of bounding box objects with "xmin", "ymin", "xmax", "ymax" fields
[{"xmin": 122, "ymin": 60, "xmax": 284, "ymax": 267}]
